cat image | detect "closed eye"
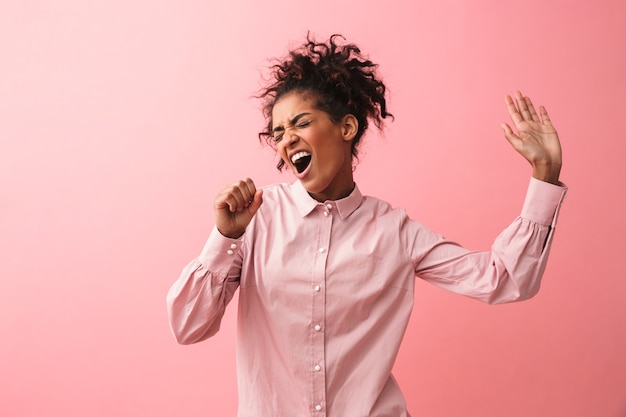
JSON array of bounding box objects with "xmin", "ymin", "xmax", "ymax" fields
[
  {"xmin": 273, "ymin": 132, "xmax": 284, "ymax": 143},
  {"xmin": 272, "ymin": 113, "xmax": 312, "ymax": 143}
]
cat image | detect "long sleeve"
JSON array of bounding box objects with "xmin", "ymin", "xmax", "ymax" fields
[
  {"xmin": 166, "ymin": 228, "xmax": 244, "ymax": 344},
  {"xmin": 165, "ymin": 180, "xmax": 568, "ymax": 416},
  {"xmin": 411, "ymin": 177, "xmax": 567, "ymax": 304}
]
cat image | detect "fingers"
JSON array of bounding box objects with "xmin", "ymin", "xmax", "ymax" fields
[
  {"xmin": 505, "ymin": 94, "xmax": 524, "ymax": 126},
  {"xmin": 214, "ymin": 179, "xmax": 263, "ymax": 239},
  {"xmin": 505, "ymin": 91, "xmax": 549, "ymax": 126},
  {"xmin": 216, "ymin": 178, "xmax": 258, "ymax": 213},
  {"xmin": 515, "ymin": 91, "xmax": 533, "ymax": 122},
  {"xmin": 539, "ymin": 105, "xmax": 553, "ymax": 126},
  {"xmin": 506, "ymin": 91, "xmax": 533, "ymax": 124},
  {"xmin": 524, "ymin": 97, "xmax": 540, "ymax": 123}
]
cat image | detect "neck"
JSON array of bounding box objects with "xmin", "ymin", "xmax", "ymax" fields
[{"xmin": 308, "ymin": 169, "xmax": 355, "ymax": 201}]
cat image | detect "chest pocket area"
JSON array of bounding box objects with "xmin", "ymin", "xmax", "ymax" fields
[{"xmin": 326, "ymin": 254, "xmax": 414, "ymax": 295}]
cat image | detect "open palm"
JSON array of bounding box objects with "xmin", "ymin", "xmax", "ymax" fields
[{"xmin": 502, "ymin": 91, "xmax": 562, "ymax": 184}]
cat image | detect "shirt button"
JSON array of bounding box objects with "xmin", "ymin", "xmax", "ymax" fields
[
  {"xmin": 314, "ymin": 285, "xmax": 321, "ymax": 292},
  {"xmin": 314, "ymin": 364, "xmax": 321, "ymax": 371},
  {"xmin": 323, "ymin": 211, "xmax": 329, "ymax": 217},
  {"xmin": 318, "ymin": 248, "xmax": 325, "ymax": 253},
  {"xmin": 326, "ymin": 204, "xmax": 332, "ymax": 210},
  {"xmin": 230, "ymin": 243, "xmax": 237, "ymax": 249},
  {"xmin": 315, "ymin": 404, "xmax": 322, "ymax": 411},
  {"xmin": 226, "ymin": 250, "xmax": 234, "ymax": 255},
  {"xmin": 314, "ymin": 324, "xmax": 321, "ymax": 331}
]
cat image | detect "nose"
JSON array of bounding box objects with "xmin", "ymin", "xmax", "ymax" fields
[{"xmin": 282, "ymin": 126, "xmax": 300, "ymax": 146}]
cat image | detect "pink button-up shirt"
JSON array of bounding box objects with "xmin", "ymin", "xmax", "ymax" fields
[{"xmin": 167, "ymin": 178, "xmax": 567, "ymax": 417}]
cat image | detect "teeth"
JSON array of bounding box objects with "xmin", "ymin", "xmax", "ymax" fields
[{"xmin": 291, "ymin": 151, "xmax": 311, "ymax": 164}]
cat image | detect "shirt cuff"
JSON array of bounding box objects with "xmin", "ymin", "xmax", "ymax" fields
[
  {"xmin": 520, "ymin": 177, "xmax": 568, "ymax": 226},
  {"xmin": 199, "ymin": 227, "xmax": 244, "ymax": 265}
]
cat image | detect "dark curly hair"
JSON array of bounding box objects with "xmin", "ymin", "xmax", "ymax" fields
[{"xmin": 257, "ymin": 33, "xmax": 393, "ymax": 171}]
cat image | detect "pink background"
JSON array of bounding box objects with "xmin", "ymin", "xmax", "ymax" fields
[{"xmin": 1, "ymin": 1, "xmax": 625, "ymax": 416}]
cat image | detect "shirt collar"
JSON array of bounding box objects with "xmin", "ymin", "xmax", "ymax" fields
[{"xmin": 291, "ymin": 180, "xmax": 363, "ymax": 220}]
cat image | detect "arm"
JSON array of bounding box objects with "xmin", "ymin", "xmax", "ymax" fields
[
  {"xmin": 413, "ymin": 178, "xmax": 567, "ymax": 304},
  {"xmin": 413, "ymin": 92, "xmax": 567, "ymax": 303},
  {"xmin": 166, "ymin": 230, "xmax": 244, "ymax": 344},
  {"xmin": 166, "ymin": 178, "xmax": 263, "ymax": 344}
]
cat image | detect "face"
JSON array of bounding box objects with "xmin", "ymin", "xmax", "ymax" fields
[{"xmin": 271, "ymin": 91, "xmax": 358, "ymax": 202}]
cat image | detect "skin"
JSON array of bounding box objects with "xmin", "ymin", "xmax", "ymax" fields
[
  {"xmin": 214, "ymin": 90, "xmax": 563, "ymax": 239},
  {"xmin": 271, "ymin": 92, "xmax": 358, "ymax": 202},
  {"xmin": 502, "ymin": 91, "xmax": 562, "ymax": 184}
]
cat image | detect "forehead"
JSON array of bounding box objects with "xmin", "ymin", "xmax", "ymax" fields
[{"xmin": 271, "ymin": 91, "xmax": 318, "ymax": 124}]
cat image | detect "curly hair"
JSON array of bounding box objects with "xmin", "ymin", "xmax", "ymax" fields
[{"xmin": 257, "ymin": 33, "xmax": 393, "ymax": 171}]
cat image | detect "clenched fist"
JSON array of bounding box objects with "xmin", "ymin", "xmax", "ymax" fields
[{"xmin": 214, "ymin": 178, "xmax": 263, "ymax": 239}]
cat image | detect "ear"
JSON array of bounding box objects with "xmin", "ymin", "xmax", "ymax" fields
[{"xmin": 340, "ymin": 114, "xmax": 358, "ymax": 142}]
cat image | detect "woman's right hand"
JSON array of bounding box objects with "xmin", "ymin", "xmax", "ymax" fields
[{"xmin": 214, "ymin": 178, "xmax": 263, "ymax": 239}]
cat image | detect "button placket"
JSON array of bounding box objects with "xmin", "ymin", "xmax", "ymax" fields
[{"xmin": 310, "ymin": 204, "xmax": 331, "ymax": 415}]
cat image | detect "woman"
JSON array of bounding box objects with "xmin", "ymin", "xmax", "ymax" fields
[{"xmin": 167, "ymin": 34, "xmax": 567, "ymax": 417}]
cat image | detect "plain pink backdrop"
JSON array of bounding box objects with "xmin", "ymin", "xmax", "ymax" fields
[{"xmin": 1, "ymin": 1, "xmax": 625, "ymax": 416}]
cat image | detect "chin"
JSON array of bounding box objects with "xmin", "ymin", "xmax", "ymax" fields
[{"xmin": 301, "ymin": 179, "xmax": 329, "ymax": 194}]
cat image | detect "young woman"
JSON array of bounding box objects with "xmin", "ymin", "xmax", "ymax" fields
[{"xmin": 167, "ymin": 34, "xmax": 567, "ymax": 417}]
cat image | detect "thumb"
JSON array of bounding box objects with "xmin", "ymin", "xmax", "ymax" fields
[
  {"xmin": 247, "ymin": 189, "xmax": 264, "ymax": 216},
  {"xmin": 501, "ymin": 123, "xmax": 521, "ymax": 149}
]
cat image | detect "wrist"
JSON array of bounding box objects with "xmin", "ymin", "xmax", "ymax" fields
[
  {"xmin": 532, "ymin": 161, "xmax": 561, "ymax": 185},
  {"xmin": 216, "ymin": 225, "xmax": 245, "ymax": 240}
]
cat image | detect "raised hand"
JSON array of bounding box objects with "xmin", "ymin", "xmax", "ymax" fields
[
  {"xmin": 502, "ymin": 91, "xmax": 562, "ymax": 184},
  {"xmin": 214, "ymin": 178, "xmax": 263, "ymax": 239}
]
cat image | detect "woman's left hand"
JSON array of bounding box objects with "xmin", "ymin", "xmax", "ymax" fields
[{"xmin": 502, "ymin": 91, "xmax": 562, "ymax": 184}]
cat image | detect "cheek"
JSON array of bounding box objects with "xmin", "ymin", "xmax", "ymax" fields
[{"xmin": 277, "ymin": 144, "xmax": 289, "ymax": 162}]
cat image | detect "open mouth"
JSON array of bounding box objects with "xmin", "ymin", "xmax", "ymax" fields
[{"xmin": 291, "ymin": 151, "xmax": 312, "ymax": 174}]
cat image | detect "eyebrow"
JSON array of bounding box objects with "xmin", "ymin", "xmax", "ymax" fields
[{"xmin": 272, "ymin": 112, "xmax": 312, "ymax": 133}]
